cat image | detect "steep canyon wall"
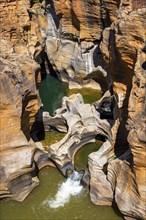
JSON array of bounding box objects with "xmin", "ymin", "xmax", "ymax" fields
[
  {"xmin": 0, "ymin": 0, "xmax": 49, "ymax": 201},
  {"xmin": 0, "ymin": 0, "xmax": 146, "ymax": 219},
  {"xmin": 45, "ymin": 0, "xmax": 121, "ymax": 89},
  {"xmin": 45, "ymin": 1, "xmax": 146, "ymax": 219}
]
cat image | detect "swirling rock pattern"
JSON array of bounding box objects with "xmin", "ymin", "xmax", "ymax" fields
[
  {"xmin": 0, "ymin": 1, "xmax": 146, "ymax": 219},
  {"xmin": 44, "ymin": 93, "xmax": 111, "ymax": 175},
  {"xmin": 45, "ymin": 0, "xmax": 146, "ymax": 219},
  {"xmin": 45, "ymin": 0, "xmax": 119, "ymax": 87}
]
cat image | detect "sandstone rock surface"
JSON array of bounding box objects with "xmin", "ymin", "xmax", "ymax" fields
[
  {"xmin": 44, "ymin": 94, "xmax": 111, "ymax": 175},
  {"xmin": 89, "ymin": 3, "xmax": 146, "ymax": 220},
  {"xmin": 0, "ymin": 0, "xmax": 49, "ymax": 201},
  {"xmin": 0, "ymin": 1, "xmax": 146, "ymax": 220},
  {"xmin": 45, "ymin": 0, "xmax": 119, "ymax": 88}
]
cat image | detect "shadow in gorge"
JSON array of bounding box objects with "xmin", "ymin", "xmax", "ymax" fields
[
  {"xmin": 113, "ymin": 72, "xmax": 135, "ymax": 159},
  {"xmin": 71, "ymin": 9, "xmax": 80, "ymax": 32},
  {"xmin": 38, "ymin": 51, "xmax": 58, "ymax": 82},
  {"xmin": 142, "ymin": 61, "xmax": 146, "ymax": 70},
  {"xmin": 93, "ymin": 43, "xmax": 103, "ymax": 68},
  {"xmin": 30, "ymin": 107, "xmax": 45, "ymax": 142},
  {"xmin": 95, "ymin": 134, "xmax": 106, "ymax": 142},
  {"xmin": 96, "ymin": 96, "xmax": 115, "ymax": 120},
  {"xmin": 21, "ymin": 94, "xmax": 38, "ymax": 141},
  {"xmin": 84, "ymin": 70, "xmax": 109, "ymax": 92},
  {"xmin": 112, "ymin": 202, "xmax": 124, "ymax": 219},
  {"xmin": 107, "ymin": 27, "xmax": 137, "ymax": 159},
  {"xmin": 46, "ymin": 0, "xmax": 59, "ymax": 29}
]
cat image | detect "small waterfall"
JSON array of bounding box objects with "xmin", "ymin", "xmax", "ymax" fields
[{"xmin": 43, "ymin": 171, "xmax": 83, "ymax": 209}]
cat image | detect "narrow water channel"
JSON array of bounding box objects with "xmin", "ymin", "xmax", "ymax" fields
[{"xmin": 0, "ymin": 75, "xmax": 123, "ymax": 220}]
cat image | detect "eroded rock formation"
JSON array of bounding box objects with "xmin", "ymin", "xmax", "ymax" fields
[
  {"xmin": 45, "ymin": 0, "xmax": 119, "ymax": 89},
  {"xmin": 44, "ymin": 1, "xmax": 146, "ymax": 219},
  {"xmin": 0, "ymin": 0, "xmax": 146, "ymax": 219},
  {"xmin": 0, "ymin": 0, "xmax": 49, "ymax": 201},
  {"xmin": 88, "ymin": 3, "xmax": 146, "ymax": 220},
  {"xmin": 43, "ymin": 93, "xmax": 111, "ymax": 175}
]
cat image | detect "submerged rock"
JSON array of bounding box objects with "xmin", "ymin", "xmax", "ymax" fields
[{"xmin": 80, "ymin": 170, "xmax": 90, "ymax": 188}]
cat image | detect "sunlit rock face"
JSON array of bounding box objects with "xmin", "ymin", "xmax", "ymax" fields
[
  {"xmin": 46, "ymin": 1, "xmax": 146, "ymax": 218},
  {"xmin": 45, "ymin": 0, "xmax": 120, "ymax": 87},
  {"xmin": 46, "ymin": 2, "xmax": 146, "ymax": 218},
  {"xmin": 0, "ymin": 0, "xmax": 146, "ymax": 219},
  {"xmin": 89, "ymin": 2, "xmax": 146, "ymax": 219},
  {"xmin": 100, "ymin": 3, "xmax": 146, "ymax": 151},
  {"xmin": 0, "ymin": 0, "xmax": 49, "ymax": 201},
  {"xmin": 44, "ymin": 93, "xmax": 111, "ymax": 175}
]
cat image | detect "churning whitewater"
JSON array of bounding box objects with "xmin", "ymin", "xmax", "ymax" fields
[{"xmin": 43, "ymin": 171, "xmax": 83, "ymax": 208}]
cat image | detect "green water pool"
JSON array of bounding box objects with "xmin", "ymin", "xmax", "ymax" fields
[
  {"xmin": 39, "ymin": 75, "xmax": 102, "ymax": 116},
  {"xmin": 68, "ymin": 87, "xmax": 102, "ymax": 104},
  {"xmin": 74, "ymin": 141, "xmax": 103, "ymax": 169},
  {"xmin": 0, "ymin": 75, "xmax": 123, "ymax": 220},
  {"xmin": 41, "ymin": 130, "xmax": 66, "ymax": 151},
  {"xmin": 39, "ymin": 75, "xmax": 68, "ymax": 116},
  {"xmin": 0, "ymin": 167, "xmax": 123, "ymax": 220}
]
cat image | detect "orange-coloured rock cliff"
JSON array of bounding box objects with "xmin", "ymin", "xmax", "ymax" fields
[
  {"xmin": 45, "ymin": 1, "xmax": 146, "ymax": 219},
  {"xmin": 0, "ymin": 0, "xmax": 49, "ymax": 201},
  {"xmin": 0, "ymin": 0, "xmax": 146, "ymax": 219}
]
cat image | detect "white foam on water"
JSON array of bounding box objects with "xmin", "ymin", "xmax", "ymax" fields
[{"xmin": 43, "ymin": 171, "xmax": 83, "ymax": 209}]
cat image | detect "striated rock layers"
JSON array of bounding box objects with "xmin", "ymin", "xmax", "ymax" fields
[
  {"xmin": 43, "ymin": 93, "xmax": 111, "ymax": 175},
  {"xmin": 0, "ymin": 0, "xmax": 146, "ymax": 219},
  {"xmin": 88, "ymin": 3, "xmax": 146, "ymax": 220},
  {"xmin": 0, "ymin": 0, "xmax": 49, "ymax": 201},
  {"xmin": 45, "ymin": 0, "xmax": 120, "ymax": 89},
  {"xmin": 44, "ymin": 1, "xmax": 146, "ymax": 219}
]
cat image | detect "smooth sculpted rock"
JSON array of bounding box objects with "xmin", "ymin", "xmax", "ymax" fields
[
  {"xmin": 0, "ymin": 56, "xmax": 50, "ymax": 201},
  {"xmin": 46, "ymin": 93, "xmax": 111, "ymax": 175},
  {"xmin": 88, "ymin": 140, "xmax": 114, "ymax": 206},
  {"xmin": 92, "ymin": 3, "xmax": 146, "ymax": 220}
]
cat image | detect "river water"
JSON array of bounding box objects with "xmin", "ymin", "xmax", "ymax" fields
[
  {"xmin": 0, "ymin": 75, "xmax": 123, "ymax": 220},
  {"xmin": 0, "ymin": 167, "xmax": 123, "ymax": 220},
  {"xmin": 39, "ymin": 75, "xmax": 102, "ymax": 115}
]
